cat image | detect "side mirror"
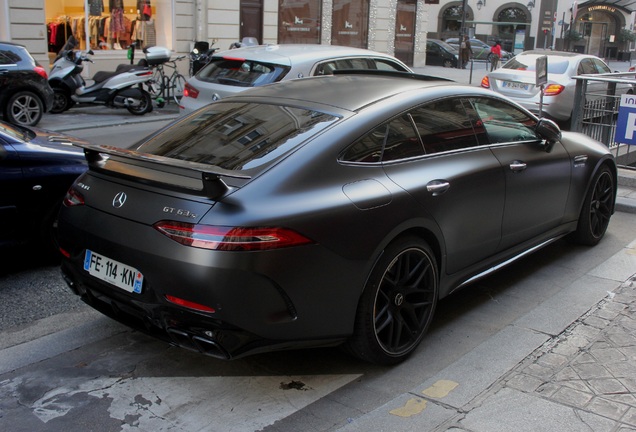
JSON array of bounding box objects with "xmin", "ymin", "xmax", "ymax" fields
[{"xmin": 535, "ymin": 118, "xmax": 561, "ymax": 149}]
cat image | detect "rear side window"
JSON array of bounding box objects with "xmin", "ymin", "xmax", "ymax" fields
[
  {"xmin": 373, "ymin": 59, "xmax": 409, "ymax": 71},
  {"xmin": 0, "ymin": 50, "xmax": 20, "ymax": 66},
  {"xmin": 196, "ymin": 58, "xmax": 290, "ymax": 87},
  {"xmin": 315, "ymin": 57, "xmax": 408, "ymax": 75},
  {"xmin": 592, "ymin": 58, "xmax": 611, "ymax": 74},
  {"xmin": 135, "ymin": 102, "xmax": 338, "ymax": 173},
  {"xmin": 410, "ymin": 98, "xmax": 479, "ymax": 154},
  {"xmin": 340, "ymin": 115, "xmax": 424, "ymax": 163},
  {"xmin": 578, "ymin": 59, "xmax": 598, "ymax": 75}
]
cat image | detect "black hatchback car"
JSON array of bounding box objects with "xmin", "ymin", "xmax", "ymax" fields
[
  {"xmin": 0, "ymin": 121, "xmax": 87, "ymax": 256},
  {"xmin": 425, "ymin": 39, "xmax": 459, "ymax": 68},
  {"xmin": 58, "ymin": 72, "xmax": 616, "ymax": 365},
  {"xmin": 0, "ymin": 42, "xmax": 54, "ymax": 127}
]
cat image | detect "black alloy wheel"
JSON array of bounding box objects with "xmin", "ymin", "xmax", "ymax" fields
[
  {"xmin": 569, "ymin": 165, "xmax": 614, "ymax": 245},
  {"xmin": 346, "ymin": 236, "xmax": 438, "ymax": 365}
]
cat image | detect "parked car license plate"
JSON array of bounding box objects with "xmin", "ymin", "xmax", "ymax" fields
[
  {"xmin": 503, "ymin": 81, "xmax": 530, "ymax": 90},
  {"xmin": 83, "ymin": 249, "xmax": 143, "ymax": 293}
]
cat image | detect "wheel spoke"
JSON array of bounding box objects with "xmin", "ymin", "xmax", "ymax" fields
[
  {"xmin": 374, "ymin": 247, "xmax": 437, "ymax": 355},
  {"xmin": 590, "ymin": 173, "xmax": 614, "ymax": 237}
]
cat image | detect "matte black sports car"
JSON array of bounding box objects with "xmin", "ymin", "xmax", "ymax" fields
[
  {"xmin": 58, "ymin": 72, "xmax": 616, "ymax": 365},
  {"xmin": 0, "ymin": 120, "xmax": 87, "ymax": 255}
]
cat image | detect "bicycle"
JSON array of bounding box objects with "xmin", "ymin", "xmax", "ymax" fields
[{"xmin": 147, "ymin": 55, "xmax": 187, "ymax": 105}]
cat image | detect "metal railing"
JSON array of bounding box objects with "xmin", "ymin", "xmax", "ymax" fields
[{"xmin": 571, "ymin": 72, "xmax": 636, "ymax": 167}]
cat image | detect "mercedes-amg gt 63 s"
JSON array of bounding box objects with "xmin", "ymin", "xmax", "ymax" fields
[{"xmin": 57, "ymin": 71, "xmax": 616, "ymax": 365}]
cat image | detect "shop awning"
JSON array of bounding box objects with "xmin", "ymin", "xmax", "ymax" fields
[{"xmin": 578, "ymin": 0, "xmax": 636, "ymax": 14}]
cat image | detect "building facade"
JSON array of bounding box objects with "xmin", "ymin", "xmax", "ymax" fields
[{"xmin": 1, "ymin": 0, "xmax": 635, "ymax": 75}]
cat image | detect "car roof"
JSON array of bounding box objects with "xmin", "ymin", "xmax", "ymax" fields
[
  {"xmin": 517, "ymin": 50, "xmax": 601, "ymax": 60},
  {"xmin": 226, "ymin": 72, "xmax": 481, "ymax": 112},
  {"xmin": 211, "ymin": 44, "xmax": 409, "ymax": 67},
  {"xmin": 0, "ymin": 41, "xmax": 27, "ymax": 50}
]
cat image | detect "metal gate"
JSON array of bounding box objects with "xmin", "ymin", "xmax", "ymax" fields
[{"xmin": 571, "ymin": 72, "xmax": 636, "ymax": 168}]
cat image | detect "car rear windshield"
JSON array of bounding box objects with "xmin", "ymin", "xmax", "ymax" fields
[
  {"xmin": 196, "ymin": 57, "xmax": 290, "ymax": 87},
  {"xmin": 503, "ymin": 56, "xmax": 569, "ymax": 74},
  {"xmin": 135, "ymin": 101, "xmax": 338, "ymax": 173}
]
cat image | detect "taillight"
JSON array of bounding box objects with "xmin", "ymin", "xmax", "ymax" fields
[
  {"xmin": 63, "ymin": 187, "xmax": 85, "ymax": 207},
  {"xmin": 543, "ymin": 84, "xmax": 565, "ymax": 96},
  {"xmin": 153, "ymin": 221, "xmax": 313, "ymax": 251},
  {"xmin": 165, "ymin": 295, "xmax": 215, "ymax": 313},
  {"xmin": 480, "ymin": 76, "xmax": 490, "ymax": 88},
  {"xmin": 183, "ymin": 83, "xmax": 199, "ymax": 99},
  {"xmin": 34, "ymin": 66, "xmax": 48, "ymax": 79}
]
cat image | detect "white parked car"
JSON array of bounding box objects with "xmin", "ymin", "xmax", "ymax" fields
[
  {"xmin": 180, "ymin": 44, "xmax": 412, "ymax": 114},
  {"xmin": 481, "ymin": 50, "xmax": 633, "ymax": 127}
]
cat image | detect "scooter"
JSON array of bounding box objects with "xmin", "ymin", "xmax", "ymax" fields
[
  {"xmin": 189, "ymin": 40, "xmax": 219, "ymax": 76},
  {"xmin": 48, "ymin": 49, "xmax": 154, "ymax": 115}
]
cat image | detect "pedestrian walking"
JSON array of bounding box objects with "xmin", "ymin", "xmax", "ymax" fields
[
  {"xmin": 460, "ymin": 35, "xmax": 472, "ymax": 69},
  {"xmin": 490, "ymin": 40, "xmax": 502, "ymax": 71}
]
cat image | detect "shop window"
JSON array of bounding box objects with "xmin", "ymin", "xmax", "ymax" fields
[
  {"xmin": 45, "ymin": 0, "xmax": 171, "ymax": 55},
  {"xmin": 331, "ymin": 0, "xmax": 369, "ymax": 49},
  {"xmin": 278, "ymin": 0, "xmax": 322, "ymax": 44}
]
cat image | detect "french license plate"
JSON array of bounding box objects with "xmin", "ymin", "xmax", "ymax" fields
[
  {"xmin": 83, "ymin": 250, "xmax": 143, "ymax": 294},
  {"xmin": 504, "ymin": 81, "xmax": 530, "ymax": 90}
]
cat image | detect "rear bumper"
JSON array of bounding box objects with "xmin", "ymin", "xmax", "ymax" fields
[{"xmin": 60, "ymin": 261, "xmax": 345, "ymax": 359}]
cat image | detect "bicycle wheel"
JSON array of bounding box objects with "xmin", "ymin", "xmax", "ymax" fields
[
  {"xmin": 172, "ymin": 73, "xmax": 187, "ymax": 105},
  {"xmin": 147, "ymin": 68, "xmax": 165, "ymax": 97}
]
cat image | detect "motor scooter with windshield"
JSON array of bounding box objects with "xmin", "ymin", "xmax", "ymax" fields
[{"xmin": 48, "ymin": 49, "xmax": 154, "ymax": 115}]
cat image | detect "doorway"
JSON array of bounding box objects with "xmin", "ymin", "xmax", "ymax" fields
[
  {"xmin": 240, "ymin": 0, "xmax": 263, "ymax": 44},
  {"xmin": 394, "ymin": 0, "xmax": 416, "ymax": 66}
]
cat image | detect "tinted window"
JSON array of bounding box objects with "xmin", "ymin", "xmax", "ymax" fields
[
  {"xmin": 135, "ymin": 102, "xmax": 338, "ymax": 172},
  {"xmin": 410, "ymin": 98, "xmax": 478, "ymax": 154},
  {"xmin": 0, "ymin": 50, "xmax": 20, "ymax": 65},
  {"xmin": 578, "ymin": 59, "xmax": 597, "ymax": 75},
  {"xmin": 315, "ymin": 58, "xmax": 407, "ymax": 75},
  {"xmin": 592, "ymin": 58, "xmax": 611, "ymax": 74},
  {"xmin": 196, "ymin": 58, "xmax": 290, "ymax": 86},
  {"xmin": 382, "ymin": 115, "xmax": 424, "ymax": 161},
  {"xmin": 341, "ymin": 124, "xmax": 386, "ymax": 163},
  {"xmin": 469, "ymin": 98, "xmax": 539, "ymax": 144},
  {"xmin": 340, "ymin": 115, "xmax": 424, "ymax": 163},
  {"xmin": 373, "ymin": 59, "xmax": 408, "ymax": 71}
]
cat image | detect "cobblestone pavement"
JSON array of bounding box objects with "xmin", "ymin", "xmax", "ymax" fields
[{"xmin": 489, "ymin": 275, "xmax": 636, "ymax": 430}]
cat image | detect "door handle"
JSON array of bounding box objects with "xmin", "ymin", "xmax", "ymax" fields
[
  {"xmin": 510, "ymin": 160, "xmax": 527, "ymax": 171},
  {"xmin": 426, "ymin": 180, "xmax": 450, "ymax": 196}
]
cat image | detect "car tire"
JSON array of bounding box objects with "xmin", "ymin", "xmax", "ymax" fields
[
  {"xmin": 5, "ymin": 90, "xmax": 44, "ymax": 126},
  {"xmin": 50, "ymin": 88, "xmax": 71, "ymax": 114},
  {"xmin": 568, "ymin": 165, "xmax": 614, "ymax": 246},
  {"xmin": 345, "ymin": 236, "xmax": 438, "ymax": 365}
]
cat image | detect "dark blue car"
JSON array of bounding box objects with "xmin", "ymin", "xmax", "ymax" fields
[{"xmin": 0, "ymin": 121, "xmax": 87, "ymax": 257}]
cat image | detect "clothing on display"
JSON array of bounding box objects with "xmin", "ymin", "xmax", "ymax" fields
[{"xmin": 46, "ymin": 1, "xmax": 153, "ymax": 52}]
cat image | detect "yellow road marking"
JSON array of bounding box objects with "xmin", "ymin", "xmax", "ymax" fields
[
  {"xmin": 421, "ymin": 379, "xmax": 459, "ymax": 399},
  {"xmin": 389, "ymin": 398, "xmax": 427, "ymax": 417},
  {"xmin": 389, "ymin": 380, "xmax": 459, "ymax": 418}
]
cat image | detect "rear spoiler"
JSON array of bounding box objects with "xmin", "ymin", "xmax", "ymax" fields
[{"xmin": 75, "ymin": 143, "xmax": 251, "ymax": 199}]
